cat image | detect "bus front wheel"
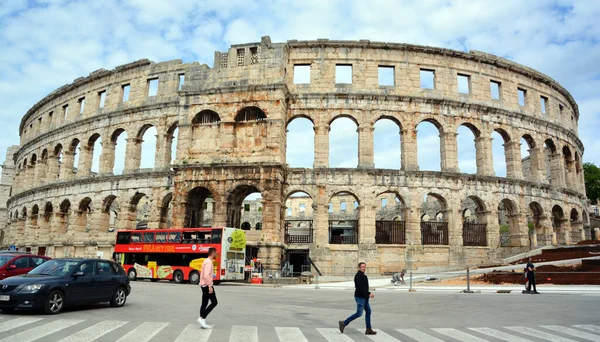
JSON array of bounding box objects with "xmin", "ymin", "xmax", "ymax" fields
[
  {"xmin": 189, "ymin": 271, "xmax": 200, "ymax": 285},
  {"xmin": 128, "ymin": 269, "xmax": 137, "ymax": 281},
  {"xmin": 173, "ymin": 270, "xmax": 184, "ymax": 284}
]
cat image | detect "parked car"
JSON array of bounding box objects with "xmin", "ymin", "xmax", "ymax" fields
[
  {"xmin": 0, "ymin": 258, "xmax": 131, "ymax": 314},
  {"xmin": 0, "ymin": 253, "xmax": 50, "ymax": 280}
]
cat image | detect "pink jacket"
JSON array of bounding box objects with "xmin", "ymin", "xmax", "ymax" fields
[{"xmin": 200, "ymin": 258, "xmax": 214, "ymax": 286}]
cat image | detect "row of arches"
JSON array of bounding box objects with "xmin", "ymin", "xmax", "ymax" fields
[{"xmin": 286, "ymin": 116, "xmax": 583, "ymax": 190}]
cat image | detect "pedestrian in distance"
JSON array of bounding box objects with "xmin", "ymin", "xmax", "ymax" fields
[
  {"xmin": 339, "ymin": 262, "xmax": 377, "ymax": 335},
  {"xmin": 523, "ymin": 257, "xmax": 539, "ymax": 294},
  {"xmin": 198, "ymin": 247, "xmax": 218, "ymax": 329}
]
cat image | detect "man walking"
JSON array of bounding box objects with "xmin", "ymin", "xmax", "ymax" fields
[
  {"xmin": 198, "ymin": 247, "xmax": 218, "ymax": 329},
  {"xmin": 339, "ymin": 262, "xmax": 377, "ymax": 335},
  {"xmin": 525, "ymin": 257, "xmax": 539, "ymax": 294}
]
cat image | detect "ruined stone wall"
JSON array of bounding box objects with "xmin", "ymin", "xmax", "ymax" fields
[{"xmin": 4, "ymin": 36, "xmax": 587, "ymax": 271}]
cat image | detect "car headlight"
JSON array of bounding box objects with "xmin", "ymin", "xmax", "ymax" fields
[{"xmin": 19, "ymin": 284, "xmax": 45, "ymax": 293}]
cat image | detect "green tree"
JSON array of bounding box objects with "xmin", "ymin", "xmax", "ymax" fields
[{"xmin": 583, "ymin": 162, "xmax": 600, "ymax": 204}]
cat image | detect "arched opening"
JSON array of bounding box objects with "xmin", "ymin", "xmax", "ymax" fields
[
  {"xmin": 191, "ymin": 111, "xmax": 220, "ymax": 153},
  {"xmin": 420, "ymin": 193, "xmax": 448, "ymax": 245},
  {"xmin": 374, "ymin": 118, "xmax": 401, "ymax": 169},
  {"xmin": 570, "ymin": 208, "xmax": 579, "ymax": 223},
  {"xmin": 159, "ymin": 193, "xmax": 173, "ymax": 229},
  {"xmin": 139, "ymin": 125, "xmax": 157, "ymax": 169},
  {"xmin": 58, "ymin": 199, "xmax": 71, "ymax": 234},
  {"xmin": 417, "ymin": 121, "xmax": 441, "ymax": 171},
  {"xmin": 329, "ymin": 117, "xmax": 358, "ymax": 168},
  {"xmin": 575, "ymin": 152, "xmax": 583, "ymax": 190},
  {"xmin": 552, "ymin": 205, "xmax": 566, "ymax": 245},
  {"xmin": 31, "ymin": 204, "xmax": 39, "ymax": 229},
  {"xmin": 462, "ymin": 196, "xmax": 487, "ymax": 246},
  {"xmin": 563, "ymin": 145, "xmax": 574, "ymax": 188},
  {"xmin": 227, "ymin": 186, "xmax": 263, "ymax": 231},
  {"xmin": 44, "ymin": 202, "xmax": 53, "ymax": 223},
  {"xmin": 544, "ymin": 139, "xmax": 557, "ymax": 184},
  {"xmin": 101, "ymin": 195, "xmax": 118, "ymax": 233},
  {"xmin": 193, "ymin": 110, "xmax": 221, "ymax": 125},
  {"xmin": 112, "ymin": 129, "xmax": 128, "ymax": 175},
  {"xmin": 521, "ymin": 135, "xmax": 535, "ymax": 181},
  {"xmin": 70, "ymin": 139, "xmax": 81, "ymax": 174},
  {"xmin": 286, "ymin": 117, "xmax": 314, "ymax": 168},
  {"xmin": 491, "ymin": 129, "xmax": 510, "ymax": 177},
  {"xmin": 375, "ymin": 192, "xmax": 406, "ymax": 244},
  {"xmin": 284, "ymin": 191, "xmax": 314, "ymax": 243},
  {"xmin": 528, "ymin": 202, "xmax": 546, "ymax": 245},
  {"xmin": 131, "ymin": 193, "xmax": 150, "ymax": 230},
  {"xmin": 185, "ymin": 187, "xmax": 213, "ymax": 228},
  {"xmin": 457, "ymin": 124, "xmax": 479, "ymax": 174},
  {"xmin": 498, "ymin": 198, "xmax": 519, "ymax": 247},
  {"xmin": 235, "ymin": 106, "xmax": 266, "ymax": 122},
  {"xmin": 166, "ymin": 122, "xmax": 179, "ymax": 165},
  {"xmin": 241, "ymin": 222, "xmax": 251, "ymax": 230},
  {"xmin": 77, "ymin": 197, "xmax": 92, "ymax": 232},
  {"xmin": 329, "ymin": 192, "xmax": 359, "ymax": 244},
  {"xmin": 89, "ymin": 134, "xmax": 102, "ymax": 174},
  {"xmin": 53, "ymin": 144, "xmax": 63, "ymax": 180}
]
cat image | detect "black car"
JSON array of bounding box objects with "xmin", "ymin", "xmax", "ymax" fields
[{"xmin": 0, "ymin": 258, "xmax": 131, "ymax": 314}]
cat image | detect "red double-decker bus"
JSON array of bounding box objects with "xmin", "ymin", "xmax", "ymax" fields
[{"xmin": 113, "ymin": 227, "xmax": 246, "ymax": 284}]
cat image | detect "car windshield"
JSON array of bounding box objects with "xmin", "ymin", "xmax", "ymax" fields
[
  {"xmin": 29, "ymin": 260, "xmax": 79, "ymax": 276},
  {"xmin": 0, "ymin": 256, "xmax": 12, "ymax": 267}
]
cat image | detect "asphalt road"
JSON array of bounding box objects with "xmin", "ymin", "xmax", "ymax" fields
[{"xmin": 0, "ymin": 280, "xmax": 598, "ymax": 341}]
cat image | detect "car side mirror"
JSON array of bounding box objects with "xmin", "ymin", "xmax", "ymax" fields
[
  {"xmin": 8, "ymin": 264, "xmax": 16, "ymax": 270},
  {"xmin": 72, "ymin": 271, "xmax": 85, "ymax": 278}
]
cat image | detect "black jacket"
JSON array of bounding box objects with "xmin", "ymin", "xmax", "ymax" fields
[{"xmin": 354, "ymin": 271, "xmax": 370, "ymax": 299}]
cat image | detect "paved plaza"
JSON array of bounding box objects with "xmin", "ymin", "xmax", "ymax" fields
[{"xmin": 0, "ymin": 281, "xmax": 598, "ymax": 341}]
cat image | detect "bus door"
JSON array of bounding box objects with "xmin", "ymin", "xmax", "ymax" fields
[{"xmin": 225, "ymin": 251, "xmax": 245, "ymax": 279}]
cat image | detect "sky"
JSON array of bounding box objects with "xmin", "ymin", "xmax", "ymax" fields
[{"xmin": 1, "ymin": 0, "xmax": 599, "ymax": 184}]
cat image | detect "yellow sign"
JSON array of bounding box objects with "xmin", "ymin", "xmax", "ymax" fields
[
  {"xmin": 148, "ymin": 261, "xmax": 157, "ymax": 278},
  {"xmin": 230, "ymin": 230, "xmax": 246, "ymax": 251}
]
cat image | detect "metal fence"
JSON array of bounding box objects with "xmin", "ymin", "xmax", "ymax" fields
[
  {"xmin": 375, "ymin": 220, "xmax": 406, "ymax": 244},
  {"xmin": 329, "ymin": 220, "xmax": 358, "ymax": 244},
  {"xmin": 462, "ymin": 222, "xmax": 487, "ymax": 246},
  {"xmin": 420, "ymin": 221, "xmax": 449, "ymax": 245},
  {"xmin": 284, "ymin": 220, "xmax": 313, "ymax": 244},
  {"xmin": 301, "ymin": 264, "xmax": 381, "ymax": 277}
]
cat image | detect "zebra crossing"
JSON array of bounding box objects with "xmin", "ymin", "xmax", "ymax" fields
[{"xmin": 0, "ymin": 316, "xmax": 597, "ymax": 341}]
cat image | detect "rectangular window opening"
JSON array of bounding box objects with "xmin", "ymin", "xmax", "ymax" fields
[
  {"xmin": 98, "ymin": 90, "xmax": 106, "ymax": 108},
  {"xmin": 378, "ymin": 66, "xmax": 395, "ymax": 86},
  {"xmin": 293, "ymin": 64, "xmax": 311, "ymax": 84},
  {"xmin": 244, "ymin": 204, "xmax": 250, "ymax": 212},
  {"xmin": 78, "ymin": 97, "xmax": 85, "ymax": 114},
  {"xmin": 287, "ymin": 207, "xmax": 292, "ymax": 216},
  {"xmin": 63, "ymin": 105, "xmax": 69, "ymax": 121},
  {"xmin": 559, "ymin": 104, "xmax": 564, "ymax": 114},
  {"xmin": 335, "ymin": 64, "xmax": 352, "ymax": 84},
  {"xmin": 147, "ymin": 78, "xmax": 159, "ymax": 97},
  {"xmin": 299, "ymin": 203, "xmax": 306, "ymax": 212},
  {"xmin": 340, "ymin": 201, "xmax": 347, "ymax": 211},
  {"xmin": 354, "ymin": 201, "xmax": 358, "ymax": 209},
  {"xmin": 420, "ymin": 69, "xmax": 435, "ymax": 89},
  {"xmin": 48, "ymin": 111, "xmax": 53, "ymax": 124},
  {"xmin": 540, "ymin": 96, "xmax": 548, "ymax": 114},
  {"xmin": 220, "ymin": 53, "xmax": 228, "ymax": 68},
  {"xmin": 490, "ymin": 80, "xmax": 501, "ymax": 100},
  {"xmin": 122, "ymin": 84, "xmax": 130, "ymax": 102},
  {"xmin": 457, "ymin": 74, "xmax": 470, "ymax": 94},
  {"xmin": 178, "ymin": 74, "xmax": 185, "ymax": 91},
  {"xmin": 518, "ymin": 88, "xmax": 526, "ymax": 107},
  {"xmin": 381, "ymin": 198, "xmax": 388, "ymax": 208},
  {"xmin": 250, "ymin": 47, "xmax": 259, "ymax": 65},
  {"xmin": 328, "ymin": 203, "xmax": 333, "ymax": 213},
  {"xmin": 237, "ymin": 48, "xmax": 245, "ymax": 66}
]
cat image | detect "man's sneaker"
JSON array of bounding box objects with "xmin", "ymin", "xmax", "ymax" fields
[
  {"xmin": 338, "ymin": 321, "xmax": 345, "ymax": 333},
  {"xmin": 533, "ymin": 291, "xmax": 540, "ymax": 294},
  {"xmin": 365, "ymin": 328, "xmax": 377, "ymax": 335},
  {"xmin": 197, "ymin": 318, "xmax": 211, "ymax": 329}
]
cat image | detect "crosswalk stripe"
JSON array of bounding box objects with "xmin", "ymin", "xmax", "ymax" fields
[
  {"xmin": 356, "ymin": 328, "xmax": 401, "ymax": 341},
  {"xmin": 468, "ymin": 327, "xmax": 532, "ymax": 342},
  {"xmin": 275, "ymin": 327, "xmax": 309, "ymax": 342},
  {"xmin": 230, "ymin": 325, "xmax": 258, "ymax": 342},
  {"xmin": 432, "ymin": 328, "xmax": 489, "ymax": 341},
  {"xmin": 505, "ymin": 326, "xmax": 578, "ymax": 342},
  {"xmin": 174, "ymin": 323, "xmax": 212, "ymax": 342},
  {"xmin": 316, "ymin": 328, "xmax": 355, "ymax": 341},
  {"xmin": 396, "ymin": 329, "xmax": 444, "ymax": 342},
  {"xmin": 541, "ymin": 325, "xmax": 600, "ymax": 341},
  {"xmin": 574, "ymin": 325, "xmax": 600, "ymax": 333},
  {"xmin": 0, "ymin": 317, "xmax": 43, "ymax": 333},
  {"xmin": 57, "ymin": 320, "xmax": 128, "ymax": 342},
  {"xmin": 114, "ymin": 322, "xmax": 169, "ymax": 342},
  {"xmin": 0, "ymin": 319, "xmax": 83, "ymax": 342}
]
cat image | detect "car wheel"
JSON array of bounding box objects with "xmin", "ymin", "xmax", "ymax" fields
[
  {"xmin": 173, "ymin": 270, "xmax": 184, "ymax": 284},
  {"xmin": 128, "ymin": 268, "xmax": 137, "ymax": 281},
  {"xmin": 44, "ymin": 290, "xmax": 65, "ymax": 315},
  {"xmin": 189, "ymin": 271, "xmax": 200, "ymax": 285},
  {"xmin": 110, "ymin": 287, "xmax": 127, "ymax": 307},
  {"xmin": 213, "ymin": 281, "xmax": 221, "ymax": 285},
  {"xmin": 150, "ymin": 278, "xmax": 159, "ymax": 282}
]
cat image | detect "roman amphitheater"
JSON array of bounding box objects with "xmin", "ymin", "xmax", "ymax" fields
[{"xmin": 0, "ymin": 36, "xmax": 589, "ymax": 273}]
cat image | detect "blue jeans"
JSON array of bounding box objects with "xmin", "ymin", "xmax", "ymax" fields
[{"xmin": 344, "ymin": 297, "xmax": 371, "ymax": 329}]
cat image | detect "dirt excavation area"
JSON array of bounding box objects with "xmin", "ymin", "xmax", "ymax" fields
[{"xmin": 477, "ymin": 243, "xmax": 600, "ymax": 285}]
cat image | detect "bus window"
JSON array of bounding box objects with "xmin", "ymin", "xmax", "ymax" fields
[
  {"xmin": 155, "ymin": 232, "xmax": 168, "ymax": 243},
  {"xmin": 131, "ymin": 232, "xmax": 142, "ymax": 244},
  {"xmin": 143, "ymin": 233, "xmax": 155, "ymax": 243},
  {"xmin": 182, "ymin": 233, "xmax": 192, "ymax": 244},
  {"xmin": 116, "ymin": 232, "xmax": 131, "ymax": 244},
  {"xmin": 211, "ymin": 229, "xmax": 222, "ymax": 243},
  {"xmin": 168, "ymin": 232, "xmax": 181, "ymax": 243}
]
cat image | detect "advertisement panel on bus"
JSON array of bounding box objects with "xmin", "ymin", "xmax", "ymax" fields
[{"xmin": 113, "ymin": 227, "xmax": 246, "ymax": 284}]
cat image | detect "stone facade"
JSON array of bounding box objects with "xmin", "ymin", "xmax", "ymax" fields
[{"xmin": 1, "ymin": 36, "xmax": 587, "ymax": 272}]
